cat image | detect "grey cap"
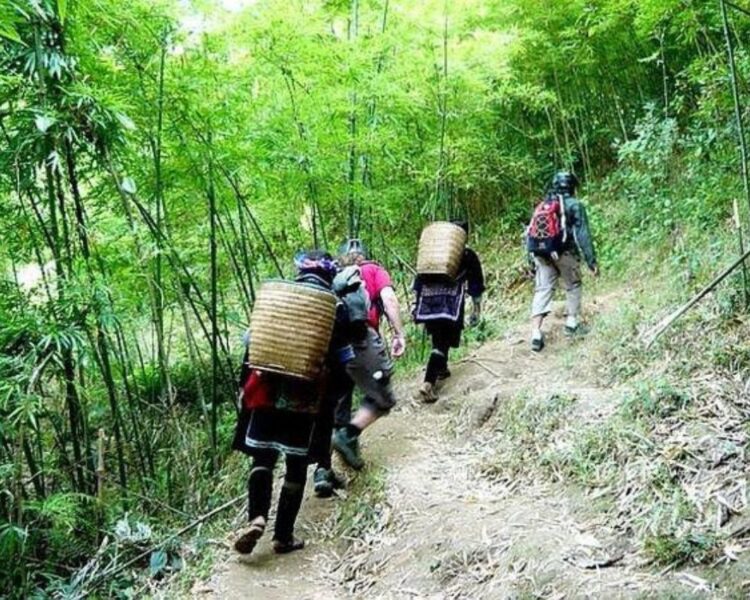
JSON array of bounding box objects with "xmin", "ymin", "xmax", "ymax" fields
[{"xmin": 338, "ymin": 238, "xmax": 369, "ymax": 260}]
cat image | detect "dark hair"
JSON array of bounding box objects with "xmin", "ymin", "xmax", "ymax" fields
[
  {"xmin": 552, "ymin": 171, "xmax": 579, "ymax": 194},
  {"xmin": 452, "ymin": 220, "xmax": 470, "ymax": 235}
]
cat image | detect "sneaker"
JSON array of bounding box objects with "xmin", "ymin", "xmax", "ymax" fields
[
  {"xmin": 531, "ymin": 335, "xmax": 545, "ymax": 352},
  {"xmin": 272, "ymin": 537, "xmax": 305, "ymax": 554},
  {"xmin": 437, "ymin": 368, "xmax": 451, "ymax": 381},
  {"xmin": 418, "ymin": 382, "xmax": 438, "ymax": 404},
  {"xmin": 234, "ymin": 516, "xmax": 266, "ymax": 555},
  {"xmin": 565, "ymin": 315, "xmax": 586, "ymax": 337},
  {"xmin": 332, "ymin": 429, "xmax": 365, "ymax": 471},
  {"xmin": 313, "ymin": 467, "xmax": 345, "ymax": 498}
]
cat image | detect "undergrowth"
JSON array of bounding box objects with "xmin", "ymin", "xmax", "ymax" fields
[
  {"xmin": 474, "ymin": 113, "xmax": 750, "ymax": 572},
  {"xmin": 330, "ymin": 466, "xmax": 389, "ymax": 541}
]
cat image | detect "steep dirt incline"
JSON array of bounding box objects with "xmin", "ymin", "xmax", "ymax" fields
[{"xmin": 198, "ymin": 301, "xmax": 694, "ymax": 599}]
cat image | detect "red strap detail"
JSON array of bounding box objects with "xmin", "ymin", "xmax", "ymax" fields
[
  {"xmin": 243, "ymin": 370, "xmax": 274, "ymax": 410},
  {"xmin": 529, "ymin": 199, "xmax": 561, "ymax": 238}
]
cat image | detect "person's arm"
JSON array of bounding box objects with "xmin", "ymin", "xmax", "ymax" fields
[
  {"xmin": 380, "ymin": 286, "xmax": 406, "ymax": 357},
  {"xmin": 237, "ymin": 334, "xmax": 251, "ymax": 409},
  {"xmin": 469, "ymin": 296, "xmax": 482, "ymax": 326},
  {"xmin": 522, "ymin": 227, "xmax": 537, "ymax": 278},
  {"xmin": 571, "ymin": 201, "xmax": 598, "ymax": 273},
  {"xmin": 465, "ymin": 249, "xmax": 485, "ymax": 326}
]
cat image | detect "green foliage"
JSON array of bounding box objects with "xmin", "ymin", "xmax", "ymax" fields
[
  {"xmin": 333, "ymin": 466, "xmax": 388, "ymax": 539},
  {"xmin": 643, "ymin": 530, "xmax": 719, "ymax": 567},
  {"xmin": 549, "ymin": 420, "xmax": 625, "ymax": 486},
  {"xmin": 480, "ymin": 391, "xmax": 576, "ymax": 479},
  {"xmin": 0, "ymin": 0, "xmax": 749, "ymax": 594},
  {"xmin": 620, "ymin": 379, "xmax": 690, "ymax": 421}
]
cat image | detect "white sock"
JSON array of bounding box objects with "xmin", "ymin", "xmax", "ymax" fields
[
  {"xmin": 565, "ymin": 316, "xmax": 578, "ymax": 329},
  {"xmin": 532, "ymin": 328, "xmax": 543, "ymax": 341}
]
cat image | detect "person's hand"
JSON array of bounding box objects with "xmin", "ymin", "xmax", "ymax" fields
[
  {"xmin": 469, "ymin": 311, "xmax": 480, "ymax": 327},
  {"xmin": 391, "ymin": 333, "xmax": 406, "ymax": 358},
  {"xmin": 590, "ymin": 264, "xmax": 600, "ymax": 277}
]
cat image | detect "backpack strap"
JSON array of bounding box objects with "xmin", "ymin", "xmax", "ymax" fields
[{"xmin": 558, "ymin": 194, "xmax": 568, "ymax": 244}]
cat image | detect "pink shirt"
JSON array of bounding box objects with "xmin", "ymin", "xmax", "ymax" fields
[{"xmin": 359, "ymin": 262, "xmax": 392, "ymax": 331}]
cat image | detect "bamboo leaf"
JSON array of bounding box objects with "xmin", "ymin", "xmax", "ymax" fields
[
  {"xmin": 121, "ymin": 177, "xmax": 137, "ymax": 195},
  {"xmin": 115, "ymin": 112, "xmax": 136, "ymax": 131},
  {"xmin": 57, "ymin": 0, "xmax": 67, "ymax": 25},
  {"xmin": 149, "ymin": 550, "xmax": 168, "ymax": 577},
  {"xmin": 638, "ymin": 50, "xmax": 660, "ymax": 64},
  {"xmin": 34, "ymin": 115, "xmax": 55, "ymax": 133},
  {"xmin": 0, "ymin": 24, "xmax": 22, "ymax": 44}
]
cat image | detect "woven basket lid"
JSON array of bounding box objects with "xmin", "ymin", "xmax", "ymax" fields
[
  {"xmin": 248, "ymin": 280, "xmax": 337, "ymax": 381},
  {"xmin": 416, "ymin": 222, "xmax": 467, "ymax": 279}
]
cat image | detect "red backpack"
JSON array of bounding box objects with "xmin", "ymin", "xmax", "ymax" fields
[{"xmin": 526, "ymin": 195, "xmax": 567, "ymax": 258}]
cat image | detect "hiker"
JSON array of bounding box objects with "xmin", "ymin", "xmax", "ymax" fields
[
  {"xmin": 309, "ymin": 264, "xmax": 369, "ymax": 495},
  {"xmin": 414, "ymin": 222, "xmax": 485, "ymax": 403},
  {"xmin": 327, "ymin": 239, "xmax": 406, "ymax": 472},
  {"xmin": 526, "ymin": 171, "xmax": 598, "ymax": 352},
  {"xmin": 232, "ymin": 250, "xmax": 351, "ymax": 556}
]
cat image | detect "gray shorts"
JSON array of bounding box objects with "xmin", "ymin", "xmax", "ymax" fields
[{"xmin": 345, "ymin": 328, "xmax": 397, "ymax": 415}]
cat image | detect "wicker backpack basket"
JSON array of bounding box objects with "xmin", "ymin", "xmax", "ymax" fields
[
  {"xmin": 416, "ymin": 222, "xmax": 467, "ymax": 279},
  {"xmin": 247, "ymin": 280, "xmax": 337, "ymax": 381}
]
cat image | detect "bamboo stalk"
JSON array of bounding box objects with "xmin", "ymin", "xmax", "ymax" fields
[
  {"xmin": 107, "ymin": 160, "xmax": 234, "ymax": 370},
  {"xmin": 207, "ymin": 136, "xmax": 220, "ymax": 472},
  {"xmin": 726, "ymin": 0, "xmax": 750, "ymax": 18},
  {"xmin": 110, "ymin": 324, "xmax": 152, "ymax": 490},
  {"xmin": 433, "ymin": 0, "xmax": 450, "ymax": 220},
  {"xmin": 153, "ymin": 37, "xmax": 170, "ymax": 403},
  {"xmin": 85, "ymin": 494, "xmax": 245, "ymax": 591},
  {"xmin": 734, "ymin": 198, "xmax": 749, "ymax": 307},
  {"xmin": 642, "ymin": 246, "xmax": 750, "ymax": 347},
  {"xmin": 347, "ymin": 0, "xmax": 360, "ymax": 237},
  {"xmin": 96, "ymin": 429, "xmax": 105, "ymax": 501},
  {"xmin": 215, "ymin": 209, "xmax": 253, "ymax": 309},
  {"xmin": 720, "ymin": 0, "xmax": 750, "ymax": 218}
]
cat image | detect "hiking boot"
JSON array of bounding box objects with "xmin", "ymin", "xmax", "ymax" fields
[
  {"xmin": 437, "ymin": 368, "xmax": 451, "ymax": 381},
  {"xmin": 313, "ymin": 467, "xmax": 345, "ymax": 498},
  {"xmin": 418, "ymin": 382, "xmax": 438, "ymax": 404},
  {"xmin": 272, "ymin": 537, "xmax": 305, "ymax": 554},
  {"xmin": 332, "ymin": 428, "xmax": 365, "ymax": 471},
  {"xmin": 234, "ymin": 516, "xmax": 266, "ymax": 555},
  {"xmin": 531, "ymin": 334, "xmax": 545, "ymax": 352},
  {"xmin": 564, "ymin": 316, "xmax": 580, "ymax": 337}
]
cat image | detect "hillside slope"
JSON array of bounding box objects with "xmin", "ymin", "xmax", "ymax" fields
[{"xmin": 192, "ymin": 289, "xmax": 749, "ymax": 599}]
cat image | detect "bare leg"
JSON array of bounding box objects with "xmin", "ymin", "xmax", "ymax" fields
[{"xmin": 350, "ymin": 405, "xmax": 378, "ymax": 431}]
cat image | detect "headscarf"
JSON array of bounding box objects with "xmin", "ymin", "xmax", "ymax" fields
[{"xmin": 293, "ymin": 249, "xmax": 338, "ymax": 284}]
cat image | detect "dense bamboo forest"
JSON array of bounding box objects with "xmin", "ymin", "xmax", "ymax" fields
[{"xmin": 4, "ymin": 0, "xmax": 750, "ymax": 597}]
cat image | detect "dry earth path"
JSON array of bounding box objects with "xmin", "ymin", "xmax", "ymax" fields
[{"xmin": 198, "ymin": 301, "xmax": 702, "ymax": 599}]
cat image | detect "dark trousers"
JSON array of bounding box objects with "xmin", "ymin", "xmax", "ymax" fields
[
  {"xmin": 248, "ymin": 448, "xmax": 308, "ymax": 542},
  {"xmin": 424, "ymin": 322, "xmax": 458, "ymax": 385},
  {"xmin": 310, "ymin": 367, "xmax": 354, "ymax": 469},
  {"xmin": 333, "ymin": 377, "xmax": 357, "ymax": 429}
]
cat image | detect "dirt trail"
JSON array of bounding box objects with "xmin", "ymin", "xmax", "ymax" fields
[{"xmin": 201, "ymin": 302, "xmax": 685, "ymax": 599}]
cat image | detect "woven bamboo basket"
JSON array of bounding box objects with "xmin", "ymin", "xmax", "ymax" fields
[
  {"xmin": 416, "ymin": 222, "xmax": 467, "ymax": 279},
  {"xmin": 247, "ymin": 280, "xmax": 337, "ymax": 381}
]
